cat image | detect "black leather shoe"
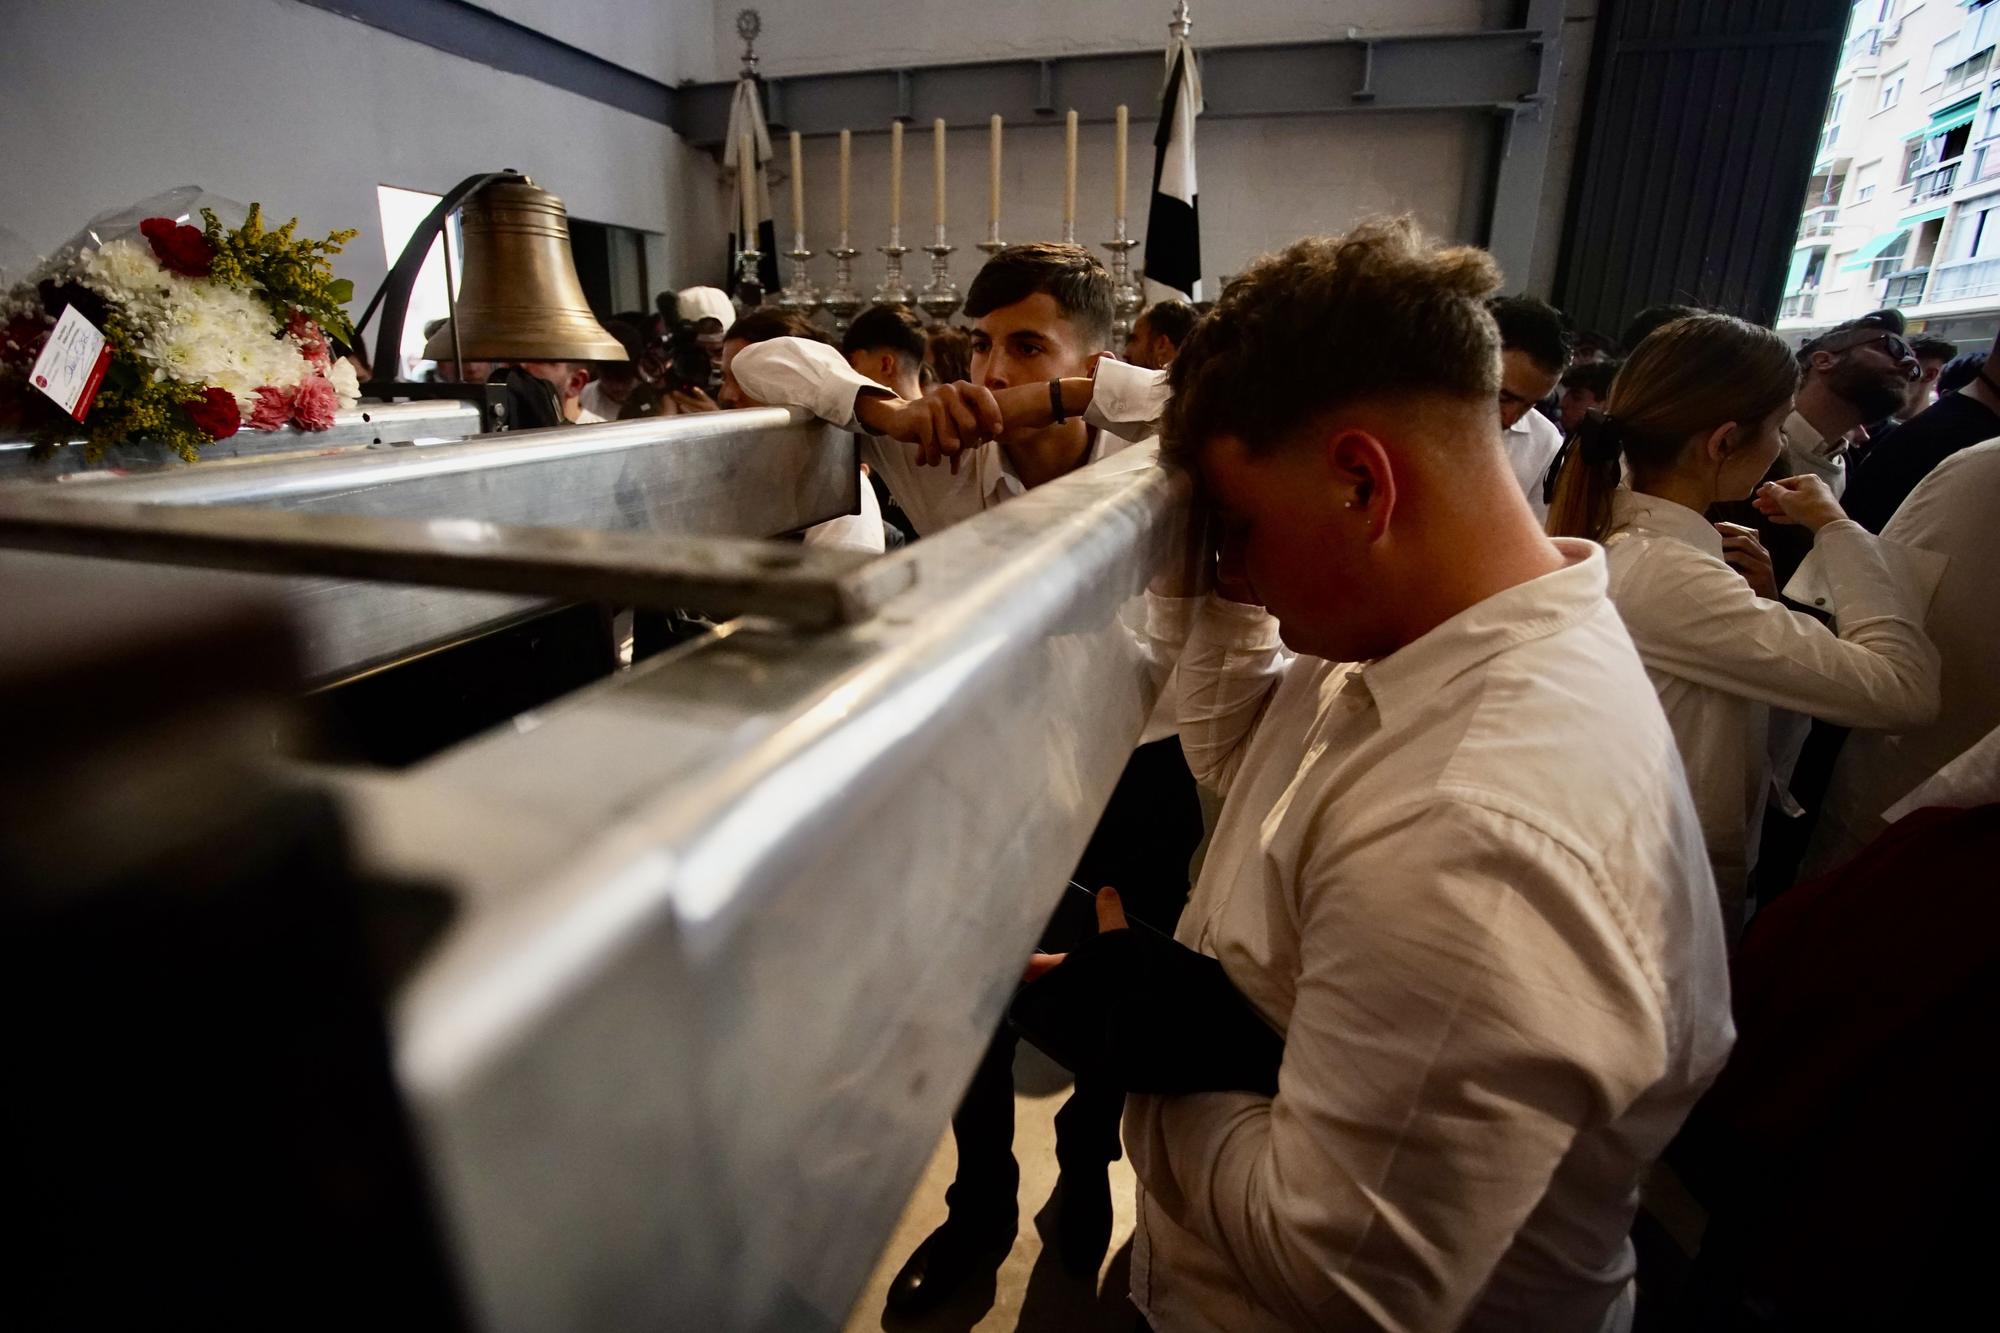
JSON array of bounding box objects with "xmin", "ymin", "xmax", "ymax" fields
[
  {"xmin": 1055, "ymin": 1166, "xmax": 1113, "ymax": 1278},
  {"xmin": 884, "ymin": 1217, "xmax": 1014, "ymax": 1317}
]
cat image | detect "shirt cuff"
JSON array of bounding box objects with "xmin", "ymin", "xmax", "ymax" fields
[
  {"xmin": 1085, "ymin": 359, "xmax": 1171, "ymax": 442},
  {"xmin": 1197, "ymin": 592, "xmax": 1282, "ymax": 646}
]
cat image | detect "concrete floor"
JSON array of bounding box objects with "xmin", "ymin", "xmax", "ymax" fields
[{"xmin": 842, "ymin": 1044, "xmax": 1141, "ymax": 1333}]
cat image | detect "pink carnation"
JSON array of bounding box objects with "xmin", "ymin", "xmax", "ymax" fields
[
  {"xmin": 291, "ymin": 374, "xmax": 339, "ymax": 431},
  {"xmin": 246, "ymin": 385, "xmax": 295, "ymax": 431},
  {"xmin": 288, "ymin": 309, "xmax": 331, "ymax": 370}
]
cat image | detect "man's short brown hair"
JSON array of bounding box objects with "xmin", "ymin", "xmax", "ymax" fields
[
  {"xmin": 964, "ymin": 243, "xmax": 1115, "ymax": 350},
  {"xmin": 1167, "ymin": 219, "xmax": 1501, "ymax": 462},
  {"xmin": 724, "ymin": 308, "xmax": 832, "ymax": 347}
]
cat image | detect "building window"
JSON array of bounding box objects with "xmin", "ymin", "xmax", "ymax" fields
[
  {"xmin": 1878, "ymin": 73, "xmax": 1904, "ymax": 110},
  {"xmin": 1931, "ymin": 36, "xmax": 1958, "ymax": 85}
]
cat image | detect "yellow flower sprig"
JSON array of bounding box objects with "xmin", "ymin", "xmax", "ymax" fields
[{"xmin": 203, "ymin": 203, "xmax": 361, "ymax": 351}]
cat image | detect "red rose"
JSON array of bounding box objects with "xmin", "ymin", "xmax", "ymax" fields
[
  {"xmin": 290, "ymin": 374, "xmax": 338, "ymax": 431},
  {"xmin": 246, "ymin": 385, "xmax": 295, "ymax": 431},
  {"xmin": 139, "ymin": 216, "xmax": 216, "ymax": 278},
  {"xmin": 184, "ymin": 386, "xmax": 241, "ymax": 440}
]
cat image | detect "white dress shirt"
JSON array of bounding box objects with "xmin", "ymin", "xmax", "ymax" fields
[
  {"xmin": 799, "ymin": 465, "xmax": 886, "ymax": 555},
  {"xmin": 1125, "ymin": 544, "xmax": 1733, "ymax": 1333},
  {"xmin": 1778, "ymin": 407, "xmax": 1848, "ymax": 497},
  {"xmin": 729, "ymin": 337, "xmax": 1165, "ymax": 536},
  {"xmin": 1601, "ymin": 489, "xmax": 1938, "ymax": 919},
  {"xmin": 734, "ymin": 338, "xmax": 1183, "ymax": 739},
  {"xmin": 1504, "ymin": 408, "xmax": 1566, "ymax": 524},
  {"xmin": 1802, "ymin": 439, "xmax": 2000, "ymax": 876}
]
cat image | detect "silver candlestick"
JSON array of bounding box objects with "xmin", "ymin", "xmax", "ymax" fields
[
  {"xmin": 776, "ymin": 233, "xmax": 820, "ymax": 318},
  {"xmin": 1103, "ymin": 217, "xmax": 1143, "ymax": 338},
  {"xmin": 875, "ymin": 226, "xmax": 913, "ymax": 307},
  {"xmin": 734, "ymin": 245, "xmax": 766, "ymax": 309},
  {"xmin": 822, "ymin": 237, "xmax": 862, "ymax": 331},
  {"xmin": 919, "ymin": 223, "xmax": 960, "ymax": 323},
  {"xmin": 975, "ymin": 220, "xmax": 1007, "ymax": 263}
]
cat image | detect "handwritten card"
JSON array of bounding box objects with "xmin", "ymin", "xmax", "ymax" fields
[{"xmin": 29, "ymin": 305, "xmax": 112, "ymax": 423}]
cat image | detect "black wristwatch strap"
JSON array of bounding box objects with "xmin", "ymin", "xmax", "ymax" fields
[{"xmin": 1050, "ymin": 378, "xmax": 1069, "ymax": 423}]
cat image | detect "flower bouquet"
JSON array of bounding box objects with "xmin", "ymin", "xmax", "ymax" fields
[{"xmin": 1, "ymin": 187, "xmax": 363, "ymax": 461}]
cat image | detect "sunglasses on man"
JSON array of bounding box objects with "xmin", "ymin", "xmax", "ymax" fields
[{"xmin": 1817, "ymin": 330, "xmax": 1916, "ymax": 363}]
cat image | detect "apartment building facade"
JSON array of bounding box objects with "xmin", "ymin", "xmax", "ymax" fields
[{"xmin": 1780, "ymin": 0, "xmax": 2000, "ymax": 345}]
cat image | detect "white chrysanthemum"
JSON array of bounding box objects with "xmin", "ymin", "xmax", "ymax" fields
[
  {"xmin": 80, "ymin": 239, "xmax": 174, "ymax": 311},
  {"xmin": 325, "ymin": 356, "xmax": 361, "ymax": 408},
  {"xmin": 118, "ymin": 265, "xmax": 311, "ymax": 408}
]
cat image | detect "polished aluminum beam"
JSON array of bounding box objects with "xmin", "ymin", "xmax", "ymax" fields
[
  {"xmin": 335, "ymin": 445, "xmax": 1189, "ymax": 1331},
  {"xmin": 0, "ymin": 400, "xmax": 482, "ymax": 480},
  {"xmin": 0, "ymin": 408, "xmax": 858, "ymax": 681},
  {"xmin": 0, "ymin": 491, "xmax": 908, "ymax": 630}
]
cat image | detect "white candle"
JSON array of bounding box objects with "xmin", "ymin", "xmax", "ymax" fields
[
  {"xmin": 1115, "ymin": 104, "xmax": 1129, "ymax": 223},
  {"xmin": 838, "ymin": 129, "xmax": 852, "ymax": 241},
  {"xmin": 1063, "ymin": 109, "xmax": 1078, "ymax": 232},
  {"xmin": 789, "ymin": 130, "xmax": 805, "ymax": 243},
  {"xmin": 933, "ymin": 118, "xmax": 947, "ymax": 230},
  {"xmin": 889, "ymin": 120, "xmax": 904, "ymax": 234},
  {"xmin": 738, "ymin": 131, "xmax": 757, "ymax": 247},
  {"xmin": 989, "ymin": 114, "xmax": 1003, "ymax": 229}
]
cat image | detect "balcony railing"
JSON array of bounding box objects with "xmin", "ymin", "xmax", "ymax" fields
[
  {"xmin": 1910, "ymin": 157, "xmax": 1963, "ymax": 200},
  {"xmin": 1929, "ymin": 255, "xmax": 2000, "ymax": 302},
  {"xmin": 1880, "ymin": 268, "xmax": 1930, "ymax": 306},
  {"xmin": 1780, "ymin": 290, "xmax": 1818, "ymax": 320},
  {"xmin": 1801, "ymin": 205, "xmax": 1840, "ymax": 238}
]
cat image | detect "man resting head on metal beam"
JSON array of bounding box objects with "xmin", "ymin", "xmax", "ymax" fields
[{"xmin": 1009, "ymin": 218, "xmax": 1732, "ymax": 1333}]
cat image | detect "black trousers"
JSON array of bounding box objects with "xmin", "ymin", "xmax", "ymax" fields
[{"xmin": 943, "ymin": 736, "xmax": 1204, "ymax": 1230}]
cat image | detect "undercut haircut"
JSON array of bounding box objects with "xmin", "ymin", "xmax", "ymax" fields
[
  {"xmin": 1139, "ymin": 298, "xmax": 1200, "ymax": 348},
  {"xmin": 964, "ymin": 243, "xmax": 1115, "ymax": 350},
  {"xmin": 1166, "ymin": 218, "xmax": 1502, "ymax": 463},
  {"xmin": 841, "ymin": 304, "xmax": 929, "ymax": 366},
  {"xmin": 724, "ymin": 308, "xmax": 832, "ymax": 347},
  {"xmin": 1490, "ymin": 294, "xmax": 1570, "ymax": 375}
]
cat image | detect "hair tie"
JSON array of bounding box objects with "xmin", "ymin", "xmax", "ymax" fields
[{"xmin": 1577, "ymin": 409, "xmax": 1623, "ymax": 466}]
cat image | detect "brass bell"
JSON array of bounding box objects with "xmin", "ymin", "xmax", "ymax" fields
[{"xmin": 422, "ymin": 177, "xmax": 628, "ymax": 363}]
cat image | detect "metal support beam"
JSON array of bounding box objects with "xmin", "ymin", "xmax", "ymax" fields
[
  {"xmin": 0, "ymin": 491, "xmax": 908, "ymax": 630},
  {"xmin": 1486, "ymin": 0, "xmax": 1567, "ymax": 287},
  {"xmin": 676, "ymin": 28, "xmax": 1549, "ymax": 145},
  {"xmin": 0, "ymin": 408, "xmax": 860, "ymax": 681},
  {"xmin": 343, "ymin": 445, "xmax": 1189, "ymax": 1331},
  {"xmin": 0, "ymin": 401, "xmax": 484, "ymax": 481}
]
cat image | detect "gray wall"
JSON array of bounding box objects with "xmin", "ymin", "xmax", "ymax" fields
[
  {"xmin": 723, "ymin": 0, "xmax": 1596, "ymax": 301},
  {"xmin": 0, "ymin": 0, "xmax": 1597, "ymax": 321},
  {"xmin": 0, "ymin": 0, "xmax": 712, "ymax": 306}
]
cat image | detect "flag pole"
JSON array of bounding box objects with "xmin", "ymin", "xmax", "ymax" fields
[{"xmin": 1143, "ymin": 1, "xmax": 1203, "ymax": 305}]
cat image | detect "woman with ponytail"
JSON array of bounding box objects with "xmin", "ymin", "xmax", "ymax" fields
[{"xmin": 1546, "ymin": 314, "xmax": 1940, "ymax": 932}]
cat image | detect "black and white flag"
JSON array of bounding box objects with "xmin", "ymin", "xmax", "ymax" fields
[
  {"xmin": 1144, "ymin": 32, "xmax": 1203, "ymax": 303},
  {"xmin": 723, "ymin": 77, "xmax": 782, "ymax": 297}
]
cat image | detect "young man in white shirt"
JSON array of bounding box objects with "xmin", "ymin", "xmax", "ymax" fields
[
  {"xmin": 734, "ymin": 247, "xmax": 1204, "ymax": 1309},
  {"xmin": 1023, "ymin": 220, "xmax": 1733, "ymax": 1332},
  {"xmin": 730, "ymin": 244, "xmax": 1149, "ymax": 538},
  {"xmin": 714, "ymin": 310, "xmax": 884, "ymax": 555},
  {"xmin": 1491, "ymin": 294, "xmax": 1570, "ymax": 524}
]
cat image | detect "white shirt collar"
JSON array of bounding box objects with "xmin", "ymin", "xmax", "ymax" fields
[
  {"xmin": 1610, "ymin": 488, "xmax": 1724, "ymax": 559},
  {"xmin": 1358, "ymin": 539, "xmax": 1608, "ymax": 731}
]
